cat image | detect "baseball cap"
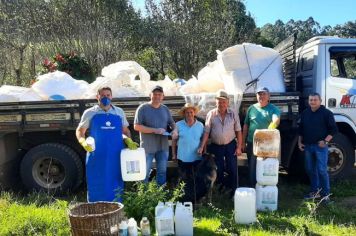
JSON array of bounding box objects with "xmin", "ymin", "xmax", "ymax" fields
[
  {"xmin": 256, "ymin": 87, "xmax": 269, "ymax": 93},
  {"xmin": 151, "ymin": 85, "xmax": 164, "ymax": 93}
]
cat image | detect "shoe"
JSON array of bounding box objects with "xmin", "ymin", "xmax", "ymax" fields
[
  {"xmin": 320, "ymin": 196, "xmax": 333, "ymax": 205},
  {"xmin": 303, "ymin": 192, "xmax": 321, "ymax": 200}
]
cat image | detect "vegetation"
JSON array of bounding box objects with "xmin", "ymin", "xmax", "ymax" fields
[
  {"xmin": 1, "ymin": 0, "xmax": 355, "ymax": 86},
  {"xmin": 0, "ymin": 178, "xmax": 356, "ymax": 235}
]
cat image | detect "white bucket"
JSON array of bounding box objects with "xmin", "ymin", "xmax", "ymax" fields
[
  {"xmin": 155, "ymin": 202, "xmax": 174, "ymax": 236},
  {"xmin": 253, "ymin": 129, "xmax": 280, "ymax": 158},
  {"xmin": 120, "ymin": 148, "xmax": 146, "ymax": 181},
  {"xmin": 256, "ymin": 184, "xmax": 278, "ymax": 211},
  {"xmin": 234, "ymin": 188, "xmax": 256, "ymax": 224},
  {"xmin": 256, "ymin": 157, "xmax": 279, "ymax": 186},
  {"xmin": 175, "ymin": 202, "xmax": 193, "ymax": 236}
]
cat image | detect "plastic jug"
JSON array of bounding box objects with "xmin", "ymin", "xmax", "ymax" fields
[
  {"xmin": 234, "ymin": 188, "xmax": 256, "ymax": 224},
  {"xmin": 253, "ymin": 129, "xmax": 280, "ymax": 158},
  {"xmin": 175, "ymin": 202, "xmax": 193, "ymax": 236},
  {"xmin": 127, "ymin": 218, "xmax": 138, "ymax": 236},
  {"xmin": 256, "ymin": 184, "xmax": 278, "ymax": 211},
  {"xmin": 86, "ymin": 136, "xmax": 95, "ymax": 151},
  {"xmin": 140, "ymin": 217, "xmax": 150, "ymax": 236},
  {"xmin": 155, "ymin": 202, "xmax": 174, "ymax": 236},
  {"xmin": 119, "ymin": 220, "xmax": 128, "ymax": 236},
  {"xmin": 120, "ymin": 148, "xmax": 146, "ymax": 181},
  {"xmin": 256, "ymin": 157, "xmax": 279, "ymax": 186}
]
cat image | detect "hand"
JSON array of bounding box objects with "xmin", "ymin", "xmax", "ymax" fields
[
  {"xmin": 172, "ymin": 154, "xmax": 178, "ymax": 162},
  {"xmin": 241, "ymin": 142, "xmax": 246, "ymax": 153},
  {"xmin": 79, "ymin": 137, "xmax": 94, "ymax": 152},
  {"xmin": 197, "ymin": 147, "xmax": 204, "ymax": 155},
  {"xmin": 124, "ymin": 138, "xmax": 139, "ymax": 150},
  {"xmin": 154, "ymin": 128, "xmax": 166, "ymax": 135},
  {"xmin": 235, "ymin": 147, "xmax": 242, "ymax": 156},
  {"xmin": 268, "ymin": 122, "xmax": 278, "ymax": 129},
  {"xmin": 298, "ymin": 142, "xmax": 305, "ymax": 151},
  {"xmin": 318, "ymin": 140, "xmax": 327, "ymax": 148},
  {"xmin": 171, "ymin": 130, "xmax": 178, "ymax": 140}
]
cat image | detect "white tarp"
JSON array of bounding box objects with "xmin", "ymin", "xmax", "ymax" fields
[{"xmin": 0, "ymin": 85, "xmax": 42, "ymax": 102}]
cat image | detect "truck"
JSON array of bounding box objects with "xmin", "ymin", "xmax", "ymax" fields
[{"xmin": 0, "ymin": 34, "xmax": 355, "ymax": 193}]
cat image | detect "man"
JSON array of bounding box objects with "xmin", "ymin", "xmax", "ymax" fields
[
  {"xmin": 172, "ymin": 103, "xmax": 204, "ymax": 180},
  {"xmin": 134, "ymin": 85, "xmax": 176, "ymax": 186},
  {"xmin": 242, "ymin": 87, "xmax": 280, "ymax": 187},
  {"xmin": 298, "ymin": 92, "xmax": 337, "ymax": 203},
  {"xmin": 76, "ymin": 86, "xmax": 138, "ymax": 202},
  {"xmin": 198, "ymin": 89, "xmax": 242, "ymax": 194}
]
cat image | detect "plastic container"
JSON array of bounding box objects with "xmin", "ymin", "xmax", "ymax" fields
[
  {"xmin": 253, "ymin": 129, "xmax": 280, "ymax": 158},
  {"xmin": 120, "ymin": 148, "xmax": 146, "ymax": 181},
  {"xmin": 175, "ymin": 202, "xmax": 193, "ymax": 236},
  {"xmin": 86, "ymin": 136, "xmax": 95, "ymax": 152},
  {"xmin": 234, "ymin": 188, "xmax": 256, "ymax": 224},
  {"xmin": 256, "ymin": 157, "xmax": 279, "ymax": 185},
  {"xmin": 155, "ymin": 202, "xmax": 174, "ymax": 236},
  {"xmin": 140, "ymin": 217, "xmax": 150, "ymax": 236},
  {"xmin": 256, "ymin": 184, "xmax": 278, "ymax": 211},
  {"xmin": 127, "ymin": 218, "xmax": 138, "ymax": 236},
  {"xmin": 119, "ymin": 220, "xmax": 128, "ymax": 236}
]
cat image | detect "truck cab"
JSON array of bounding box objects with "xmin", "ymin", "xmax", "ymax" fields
[{"xmin": 296, "ymin": 36, "xmax": 356, "ymax": 179}]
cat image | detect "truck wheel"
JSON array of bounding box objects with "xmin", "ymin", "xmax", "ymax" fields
[
  {"xmin": 328, "ymin": 133, "xmax": 354, "ymax": 180},
  {"xmin": 20, "ymin": 143, "xmax": 83, "ymax": 193}
]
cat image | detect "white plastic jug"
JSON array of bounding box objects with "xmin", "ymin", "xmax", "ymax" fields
[
  {"xmin": 120, "ymin": 148, "xmax": 146, "ymax": 181},
  {"xmin": 253, "ymin": 129, "xmax": 280, "ymax": 158},
  {"xmin": 234, "ymin": 188, "xmax": 256, "ymax": 224},
  {"xmin": 256, "ymin": 157, "xmax": 279, "ymax": 186},
  {"xmin": 256, "ymin": 184, "xmax": 278, "ymax": 211},
  {"xmin": 175, "ymin": 202, "xmax": 193, "ymax": 236},
  {"xmin": 86, "ymin": 136, "xmax": 95, "ymax": 151},
  {"xmin": 155, "ymin": 202, "xmax": 174, "ymax": 236}
]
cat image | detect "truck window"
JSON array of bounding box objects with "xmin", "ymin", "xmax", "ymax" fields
[
  {"xmin": 330, "ymin": 47, "xmax": 356, "ymax": 80},
  {"xmin": 301, "ymin": 51, "xmax": 314, "ymax": 71}
]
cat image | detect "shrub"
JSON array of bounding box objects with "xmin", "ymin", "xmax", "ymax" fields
[{"xmin": 42, "ymin": 51, "xmax": 95, "ymax": 82}]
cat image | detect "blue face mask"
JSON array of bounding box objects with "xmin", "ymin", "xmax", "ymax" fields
[{"xmin": 100, "ymin": 96, "xmax": 111, "ymax": 106}]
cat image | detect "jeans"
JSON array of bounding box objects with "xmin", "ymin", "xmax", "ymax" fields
[
  {"xmin": 145, "ymin": 150, "xmax": 169, "ymax": 186},
  {"xmin": 246, "ymin": 142, "xmax": 257, "ymax": 187},
  {"xmin": 208, "ymin": 140, "xmax": 238, "ymax": 191},
  {"xmin": 304, "ymin": 144, "xmax": 330, "ymax": 197}
]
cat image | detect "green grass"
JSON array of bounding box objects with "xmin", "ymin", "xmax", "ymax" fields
[{"xmin": 0, "ymin": 178, "xmax": 356, "ymax": 235}]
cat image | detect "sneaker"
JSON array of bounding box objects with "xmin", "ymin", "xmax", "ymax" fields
[{"xmin": 303, "ymin": 192, "xmax": 321, "ymax": 200}]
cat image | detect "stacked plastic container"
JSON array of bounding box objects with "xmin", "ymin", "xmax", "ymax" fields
[{"xmin": 253, "ymin": 129, "xmax": 280, "ymax": 211}]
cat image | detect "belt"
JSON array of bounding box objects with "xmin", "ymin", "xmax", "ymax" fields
[{"xmin": 212, "ymin": 139, "xmax": 236, "ymax": 146}]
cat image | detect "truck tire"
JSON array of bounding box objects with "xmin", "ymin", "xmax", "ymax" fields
[
  {"xmin": 328, "ymin": 133, "xmax": 354, "ymax": 180},
  {"xmin": 20, "ymin": 143, "xmax": 83, "ymax": 194}
]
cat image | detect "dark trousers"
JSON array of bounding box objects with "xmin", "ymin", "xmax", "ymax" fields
[
  {"xmin": 208, "ymin": 140, "xmax": 238, "ymax": 191},
  {"xmin": 177, "ymin": 160, "xmax": 201, "ymax": 180},
  {"xmin": 246, "ymin": 142, "xmax": 257, "ymax": 187}
]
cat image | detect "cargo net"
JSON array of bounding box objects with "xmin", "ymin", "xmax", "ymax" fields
[{"xmin": 183, "ymin": 92, "xmax": 243, "ymax": 119}]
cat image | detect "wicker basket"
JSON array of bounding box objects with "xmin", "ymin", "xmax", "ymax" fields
[{"xmin": 69, "ymin": 202, "xmax": 124, "ymax": 236}]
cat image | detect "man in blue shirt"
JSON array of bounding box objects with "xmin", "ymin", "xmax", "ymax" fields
[{"xmin": 298, "ymin": 92, "xmax": 338, "ymax": 203}]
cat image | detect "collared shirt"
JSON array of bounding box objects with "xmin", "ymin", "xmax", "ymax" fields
[
  {"xmin": 78, "ymin": 104, "xmax": 129, "ymax": 129},
  {"xmin": 205, "ymin": 108, "xmax": 241, "ymax": 145}
]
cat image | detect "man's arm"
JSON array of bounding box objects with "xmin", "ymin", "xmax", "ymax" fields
[
  {"xmin": 76, "ymin": 127, "xmax": 87, "ymax": 141},
  {"xmin": 122, "ymin": 126, "xmax": 131, "ymax": 139},
  {"xmin": 242, "ymin": 124, "xmax": 249, "ymax": 152},
  {"xmin": 235, "ymin": 130, "xmax": 242, "ymax": 156},
  {"xmin": 134, "ymin": 124, "xmax": 165, "ymax": 134},
  {"xmin": 197, "ymin": 132, "xmax": 209, "ymax": 155}
]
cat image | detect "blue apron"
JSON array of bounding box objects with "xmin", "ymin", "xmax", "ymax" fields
[{"xmin": 86, "ymin": 112, "xmax": 124, "ymax": 202}]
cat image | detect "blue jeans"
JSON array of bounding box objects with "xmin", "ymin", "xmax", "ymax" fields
[
  {"xmin": 145, "ymin": 151, "xmax": 169, "ymax": 186},
  {"xmin": 208, "ymin": 140, "xmax": 238, "ymax": 191},
  {"xmin": 304, "ymin": 144, "xmax": 330, "ymax": 197},
  {"xmin": 246, "ymin": 142, "xmax": 257, "ymax": 188}
]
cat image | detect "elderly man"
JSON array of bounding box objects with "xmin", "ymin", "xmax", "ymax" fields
[
  {"xmin": 198, "ymin": 89, "xmax": 242, "ymax": 193},
  {"xmin": 242, "ymin": 87, "xmax": 280, "ymax": 187},
  {"xmin": 298, "ymin": 92, "xmax": 337, "ymax": 203},
  {"xmin": 76, "ymin": 86, "xmax": 137, "ymax": 202},
  {"xmin": 172, "ymin": 103, "xmax": 204, "ymax": 180},
  {"xmin": 134, "ymin": 85, "xmax": 176, "ymax": 186}
]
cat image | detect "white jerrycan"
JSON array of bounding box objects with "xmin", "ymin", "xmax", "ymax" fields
[
  {"xmin": 234, "ymin": 188, "xmax": 256, "ymax": 224},
  {"xmin": 120, "ymin": 148, "xmax": 146, "ymax": 181},
  {"xmin": 175, "ymin": 202, "xmax": 193, "ymax": 236},
  {"xmin": 155, "ymin": 202, "xmax": 174, "ymax": 236},
  {"xmin": 256, "ymin": 184, "xmax": 278, "ymax": 211},
  {"xmin": 256, "ymin": 157, "xmax": 279, "ymax": 185}
]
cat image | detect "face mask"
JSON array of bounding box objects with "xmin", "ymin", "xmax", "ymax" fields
[{"xmin": 100, "ymin": 96, "xmax": 111, "ymax": 106}]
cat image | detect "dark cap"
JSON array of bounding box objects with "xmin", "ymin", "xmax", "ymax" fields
[
  {"xmin": 151, "ymin": 85, "xmax": 164, "ymax": 93},
  {"xmin": 256, "ymin": 87, "xmax": 269, "ymax": 93},
  {"xmin": 215, "ymin": 89, "xmax": 229, "ymax": 100}
]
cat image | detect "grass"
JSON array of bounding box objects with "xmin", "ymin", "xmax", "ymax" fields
[{"xmin": 0, "ymin": 177, "xmax": 355, "ymax": 235}]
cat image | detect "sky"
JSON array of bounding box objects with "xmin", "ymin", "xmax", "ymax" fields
[{"xmin": 131, "ymin": 0, "xmax": 356, "ymax": 27}]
